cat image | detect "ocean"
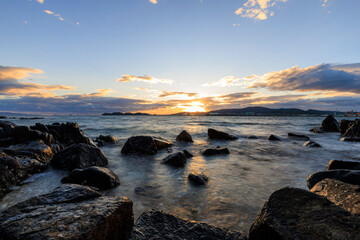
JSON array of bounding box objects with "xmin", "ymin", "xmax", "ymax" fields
[{"xmin": 1, "ymin": 115, "xmax": 359, "ymax": 234}]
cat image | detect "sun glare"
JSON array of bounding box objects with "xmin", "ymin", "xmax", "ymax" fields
[{"xmin": 180, "ymin": 101, "xmax": 206, "ymax": 112}]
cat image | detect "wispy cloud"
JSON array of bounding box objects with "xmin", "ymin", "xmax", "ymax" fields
[
  {"xmin": 36, "ymin": 0, "xmax": 44, "ymax": 4},
  {"xmin": 149, "ymin": 0, "xmax": 158, "ymax": 4},
  {"xmin": 158, "ymin": 91, "xmax": 199, "ymax": 98},
  {"xmin": 116, "ymin": 75, "xmax": 174, "ymax": 84},
  {"xmin": 203, "ymin": 75, "xmax": 257, "ymax": 87},
  {"xmin": 44, "ymin": 10, "xmax": 65, "ymax": 22},
  {"xmin": 235, "ymin": 0, "xmax": 288, "ymax": 20}
]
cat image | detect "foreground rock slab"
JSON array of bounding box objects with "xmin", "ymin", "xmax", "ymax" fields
[
  {"xmin": 249, "ymin": 187, "xmax": 360, "ymax": 240},
  {"xmin": 0, "ymin": 184, "xmax": 134, "ymax": 240},
  {"xmin": 310, "ymin": 178, "xmax": 360, "ymax": 215},
  {"xmin": 121, "ymin": 136, "xmax": 157, "ymax": 155},
  {"xmin": 131, "ymin": 209, "xmax": 246, "ymax": 240},
  {"xmin": 208, "ymin": 128, "xmax": 238, "ymax": 140},
  {"xmin": 307, "ymin": 170, "xmax": 360, "ymax": 189},
  {"xmin": 327, "ymin": 159, "xmax": 360, "ymax": 170}
]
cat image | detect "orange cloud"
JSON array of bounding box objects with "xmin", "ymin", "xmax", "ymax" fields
[{"xmin": 116, "ymin": 74, "xmax": 174, "ymax": 84}]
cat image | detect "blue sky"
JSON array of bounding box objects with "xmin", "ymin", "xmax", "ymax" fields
[{"xmin": 1, "ymin": 0, "xmax": 360, "ymax": 114}]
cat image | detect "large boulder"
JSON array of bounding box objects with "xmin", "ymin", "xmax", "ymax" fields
[
  {"xmin": 288, "ymin": 133, "xmax": 310, "ymax": 141},
  {"xmin": 131, "ymin": 209, "xmax": 246, "ymax": 240},
  {"xmin": 62, "ymin": 166, "xmax": 120, "ymax": 190},
  {"xmin": 176, "ymin": 130, "xmax": 194, "ymax": 142},
  {"xmin": 321, "ymin": 115, "xmax": 340, "ymax": 132},
  {"xmin": 162, "ymin": 152, "xmax": 187, "ymax": 167},
  {"xmin": 202, "ymin": 147, "xmax": 230, "ymax": 156},
  {"xmin": 249, "ymin": 187, "xmax": 360, "ymax": 240},
  {"xmin": 344, "ymin": 119, "xmax": 360, "ymax": 138},
  {"xmin": 208, "ymin": 128, "xmax": 238, "ymax": 140},
  {"xmin": 121, "ymin": 136, "xmax": 157, "ymax": 155},
  {"xmin": 307, "ymin": 170, "xmax": 360, "ymax": 189},
  {"xmin": 0, "ymin": 184, "xmax": 134, "ymax": 240},
  {"xmin": 310, "ymin": 178, "xmax": 360, "ymax": 215},
  {"xmin": 46, "ymin": 122, "xmax": 94, "ymax": 146},
  {"xmin": 327, "ymin": 159, "xmax": 360, "ymax": 170},
  {"xmin": 152, "ymin": 136, "xmax": 173, "ymax": 149},
  {"xmin": 52, "ymin": 143, "xmax": 108, "ymax": 171},
  {"xmin": 339, "ymin": 120, "xmax": 355, "ymax": 134}
]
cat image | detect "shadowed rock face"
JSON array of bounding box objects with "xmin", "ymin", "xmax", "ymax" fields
[
  {"xmin": 176, "ymin": 130, "xmax": 193, "ymax": 142},
  {"xmin": 249, "ymin": 187, "xmax": 360, "ymax": 240},
  {"xmin": 52, "ymin": 143, "xmax": 108, "ymax": 171},
  {"xmin": 327, "ymin": 160, "xmax": 360, "ymax": 170},
  {"xmin": 339, "ymin": 120, "xmax": 355, "ymax": 134},
  {"xmin": 131, "ymin": 209, "xmax": 246, "ymax": 240},
  {"xmin": 310, "ymin": 178, "xmax": 360, "ymax": 215},
  {"xmin": 162, "ymin": 152, "xmax": 187, "ymax": 167},
  {"xmin": 268, "ymin": 135, "xmax": 281, "ymax": 141},
  {"xmin": 321, "ymin": 115, "xmax": 340, "ymax": 132},
  {"xmin": 208, "ymin": 128, "xmax": 238, "ymax": 140},
  {"xmin": 303, "ymin": 140, "xmax": 322, "ymax": 148},
  {"xmin": 46, "ymin": 122, "xmax": 94, "ymax": 146},
  {"xmin": 152, "ymin": 136, "xmax": 173, "ymax": 149},
  {"xmin": 307, "ymin": 170, "xmax": 360, "ymax": 189},
  {"xmin": 188, "ymin": 172, "xmax": 209, "ymax": 185},
  {"xmin": 344, "ymin": 119, "xmax": 360, "ymax": 138},
  {"xmin": 121, "ymin": 136, "xmax": 157, "ymax": 155},
  {"xmin": 0, "ymin": 184, "xmax": 134, "ymax": 240}
]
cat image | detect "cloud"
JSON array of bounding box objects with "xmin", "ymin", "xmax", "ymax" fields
[
  {"xmin": 116, "ymin": 75, "xmax": 174, "ymax": 84},
  {"xmin": 44, "ymin": 10, "xmax": 54, "ymax": 15},
  {"xmin": 36, "ymin": 0, "xmax": 44, "ymax": 4},
  {"xmin": 44, "ymin": 10, "xmax": 65, "ymax": 21},
  {"xmin": 149, "ymin": 0, "xmax": 158, "ymax": 4},
  {"xmin": 235, "ymin": 0, "xmax": 287, "ymax": 20},
  {"xmin": 158, "ymin": 91, "xmax": 199, "ymax": 98},
  {"xmin": 203, "ymin": 75, "xmax": 257, "ymax": 87}
]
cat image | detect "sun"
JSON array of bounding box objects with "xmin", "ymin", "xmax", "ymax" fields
[{"xmin": 180, "ymin": 102, "xmax": 206, "ymax": 113}]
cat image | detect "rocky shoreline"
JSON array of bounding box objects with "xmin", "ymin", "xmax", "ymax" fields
[{"xmin": 0, "ymin": 115, "xmax": 360, "ymax": 239}]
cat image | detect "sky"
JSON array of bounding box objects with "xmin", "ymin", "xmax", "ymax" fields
[{"xmin": 0, "ymin": 0, "xmax": 360, "ymax": 114}]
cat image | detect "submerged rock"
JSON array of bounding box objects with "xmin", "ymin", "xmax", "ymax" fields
[
  {"xmin": 339, "ymin": 137, "xmax": 360, "ymax": 142},
  {"xmin": 162, "ymin": 152, "xmax": 187, "ymax": 167},
  {"xmin": 303, "ymin": 140, "xmax": 322, "ymax": 148},
  {"xmin": 321, "ymin": 115, "xmax": 340, "ymax": 132},
  {"xmin": 344, "ymin": 119, "xmax": 360, "ymax": 138},
  {"xmin": 98, "ymin": 135, "xmax": 118, "ymax": 144},
  {"xmin": 188, "ymin": 172, "xmax": 209, "ymax": 185},
  {"xmin": 202, "ymin": 147, "xmax": 230, "ymax": 156},
  {"xmin": 307, "ymin": 170, "xmax": 360, "ymax": 189},
  {"xmin": 0, "ymin": 184, "xmax": 134, "ymax": 240},
  {"xmin": 310, "ymin": 178, "xmax": 360, "ymax": 215},
  {"xmin": 183, "ymin": 149, "xmax": 194, "ymax": 158},
  {"xmin": 208, "ymin": 128, "xmax": 238, "ymax": 140},
  {"xmin": 131, "ymin": 209, "xmax": 246, "ymax": 240},
  {"xmin": 62, "ymin": 166, "xmax": 120, "ymax": 190},
  {"xmin": 288, "ymin": 132, "xmax": 310, "ymax": 140},
  {"xmin": 176, "ymin": 130, "xmax": 194, "ymax": 142},
  {"xmin": 52, "ymin": 143, "xmax": 108, "ymax": 171},
  {"xmin": 339, "ymin": 120, "xmax": 355, "ymax": 134},
  {"xmin": 153, "ymin": 136, "xmax": 173, "ymax": 149},
  {"xmin": 121, "ymin": 136, "xmax": 157, "ymax": 155},
  {"xmin": 247, "ymin": 135, "xmax": 258, "ymax": 139},
  {"xmin": 268, "ymin": 135, "xmax": 281, "ymax": 141},
  {"xmin": 309, "ymin": 128, "xmax": 323, "ymax": 133},
  {"xmin": 327, "ymin": 159, "xmax": 360, "ymax": 170}
]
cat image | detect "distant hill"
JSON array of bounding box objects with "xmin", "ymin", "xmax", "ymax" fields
[
  {"xmin": 102, "ymin": 112, "xmax": 151, "ymax": 116},
  {"xmin": 207, "ymin": 107, "xmax": 339, "ymax": 116}
]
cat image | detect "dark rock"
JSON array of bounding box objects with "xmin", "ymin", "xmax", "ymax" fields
[
  {"xmin": 13, "ymin": 126, "xmax": 45, "ymax": 143},
  {"xmin": 183, "ymin": 149, "xmax": 193, "ymax": 158},
  {"xmin": 98, "ymin": 135, "xmax": 118, "ymax": 144},
  {"xmin": 0, "ymin": 184, "xmax": 134, "ymax": 240},
  {"xmin": 339, "ymin": 137, "xmax": 360, "ymax": 142},
  {"xmin": 321, "ymin": 115, "xmax": 340, "ymax": 132},
  {"xmin": 52, "ymin": 143, "xmax": 108, "ymax": 171},
  {"xmin": 30, "ymin": 122, "xmax": 49, "ymax": 132},
  {"xmin": 309, "ymin": 128, "xmax": 323, "ymax": 133},
  {"xmin": 41, "ymin": 132, "xmax": 54, "ymax": 145},
  {"xmin": 153, "ymin": 136, "xmax": 173, "ymax": 149},
  {"xmin": 344, "ymin": 119, "xmax": 360, "ymax": 138},
  {"xmin": 327, "ymin": 159, "xmax": 360, "ymax": 170},
  {"xmin": 247, "ymin": 135, "xmax": 258, "ymax": 139},
  {"xmin": 0, "ymin": 120, "xmax": 16, "ymax": 138},
  {"xmin": 188, "ymin": 172, "xmax": 208, "ymax": 185},
  {"xmin": 208, "ymin": 128, "xmax": 238, "ymax": 140},
  {"xmin": 0, "ymin": 128, "xmax": 5, "ymax": 139},
  {"xmin": 310, "ymin": 178, "xmax": 360, "ymax": 215},
  {"xmin": 288, "ymin": 132, "xmax": 310, "ymax": 140},
  {"xmin": 97, "ymin": 140, "xmax": 105, "ymax": 147},
  {"xmin": 46, "ymin": 122, "xmax": 94, "ymax": 146},
  {"xmin": 4, "ymin": 140, "xmax": 54, "ymax": 162},
  {"xmin": 303, "ymin": 140, "xmax": 322, "ymax": 148},
  {"xmin": 131, "ymin": 209, "xmax": 246, "ymax": 240},
  {"xmin": 176, "ymin": 130, "xmax": 194, "ymax": 142},
  {"xmin": 307, "ymin": 170, "xmax": 360, "ymax": 189},
  {"xmin": 203, "ymin": 147, "xmax": 230, "ymax": 156},
  {"xmin": 0, "ymin": 138, "xmax": 15, "ymax": 147},
  {"xmin": 121, "ymin": 136, "xmax": 157, "ymax": 155},
  {"xmin": 249, "ymin": 187, "xmax": 360, "ymax": 240},
  {"xmin": 339, "ymin": 120, "xmax": 355, "ymax": 134},
  {"xmin": 162, "ymin": 152, "xmax": 187, "ymax": 167},
  {"xmin": 62, "ymin": 166, "xmax": 120, "ymax": 190},
  {"xmin": 268, "ymin": 135, "xmax": 281, "ymax": 141}
]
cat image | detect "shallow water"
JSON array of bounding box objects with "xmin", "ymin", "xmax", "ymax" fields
[{"xmin": 1, "ymin": 115, "xmax": 359, "ymax": 234}]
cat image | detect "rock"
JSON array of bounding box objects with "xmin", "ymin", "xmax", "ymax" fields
[
  {"xmin": 339, "ymin": 120, "xmax": 355, "ymax": 134},
  {"xmin": 62, "ymin": 166, "xmax": 120, "ymax": 190},
  {"xmin": 0, "ymin": 138, "xmax": 15, "ymax": 147},
  {"xmin": 4, "ymin": 140, "xmax": 54, "ymax": 162},
  {"xmin": 97, "ymin": 140, "xmax": 105, "ymax": 147},
  {"xmin": 288, "ymin": 132, "xmax": 310, "ymax": 140},
  {"xmin": 309, "ymin": 128, "xmax": 323, "ymax": 133},
  {"xmin": 13, "ymin": 126, "xmax": 43, "ymax": 143},
  {"xmin": 188, "ymin": 172, "xmax": 208, "ymax": 185},
  {"xmin": 0, "ymin": 184, "xmax": 134, "ymax": 240},
  {"xmin": 247, "ymin": 135, "xmax": 258, "ymax": 139},
  {"xmin": 208, "ymin": 128, "xmax": 238, "ymax": 140},
  {"xmin": 153, "ymin": 136, "xmax": 173, "ymax": 149},
  {"xmin": 321, "ymin": 115, "xmax": 340, "ymax": 132},
  {"xmin": 131, "ymin": 209, "xmax": 246, "ymax": 240},
  {"xmin": 98, "ymin": 135, "xmax": 118, "ymax": 144},
  {"xmin": 344, "ymin": 119, "xmax": 360, "ymax": 138},
  {"xmin": 202, "ymin": 147, "xmax": 230, "ymax": 156},
  {"xmin": 0, "ymin": 120, "xmax": 16, "ymax": 138},
  {"xmin": 310, "ymin": 178, "xmax": 360, "ymax": 215},
  {"xmin": 268, "ymin": 135, "xmax": 281, "ymax": 141},
  {"xmin": 30, "ymin": 122, "xmax": 49, "ymax": 132},
  {"xmin": 183, "ymin": 149, "xmax": 193, "ymax": 158},
  {"xmin": 249, "ymin": 187, "xmax": 360, "ymax": 240},
  {"xmin": 121, "ymin": 136, "xmax": 157, "ymax": 155},
  {"xmin": 176, "ymin": 130, "xmax": 194, "ymax": 142},
  {"xmin": 327, "ymin": 159, "xmax": 360, "ymax": 170},
  {"xmin": 162, "ymin": 152, "xmax": 187, "ymax": 167},
  {"xmin": 303, "ymin": 140, "xmax": 322, "ymax": 148},
  {"xmin": 307, "ymin": 170, "xmax": 360, "ymax": 189},
  {"xmin": 52, "ymin": 143, "xmax": 108, "ymax": 171},
  {"xmin": 46, "ymin": 122, "xmax": 94, "ymax": 146},
  {"xmin": 339, "ymin": 137, "xmax": 360, "ymax": 142}
]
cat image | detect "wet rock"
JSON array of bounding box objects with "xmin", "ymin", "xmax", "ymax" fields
[
  {"xmin": 0, "ymin": 120, "xmax": 16, "ymax": 138},
  {"xmin": 202, "ymin": 147, "xmax": 230, "ymax": 156},
  {"xmin": 288, "ymin": 132, "xmax": 310, "ymax": 140},
  {"xmin": 339, "ymin": 137, "xmax": 360, "ymax": 142},
  {"xmin": 0, "ymin": 138, "xmax": 15, "ymax": 147},
  {"xmin": 303, "ymin": 140, "xmax": 322, "ymax": 148},
  {"xmin": 188, "ymin": 172, "xmax": 208, "ymax": 185},
  {"xmin": 310, "ymin": 178, "xmax": 360, "ymax": 215},
  {"xmin": 307, "ymin": 170, "xmax": 360, "ymax": 189},
  {"xmin": 321, "ymin": 115, "xmax": 340, "ymax": 132},
  {"xmin": 13, "ymin": 126, "xmax": 42, "ymax": 143},
  {"xmin": 344, "ymin": 119, "xmax": 360, "ymax": 138},
  {"xmin": 0, "ymin": 184, "xmax": 134, "ymax": 240},
  {"xmin": 208, "ymin": 128, "xmax": 238, "ymax": 140},
  {"xmin": 97, "ymin": 140, "xmax": 105, "ymax": 147},
  {"xmin": 52, "ymin": 143, "xmax": 108, "ymax": 171},
  {"xmin": 327, "ymin": 159, "xmax": 360, "ymax": 170},
  {"xmin": 131, "ymin": 209, "xmax": 246, "ymax": 240},
  {"xmin": 339, "ymin": 120, "xmax": 355, "ymax": 134},
  {"xmin": 176, "ymin": 130, "xmax": 194, "ymax": 142},
  {"xmin": 249, "ymin": 187, "xmax": 360, "ymax": 240},
  {"xmin": 309, "ymin": 128, "xmax": 323, "ymax": 133},
  {"xmin": 98, "ymin": 135, "xmax": 118, "ymax": 144},
  {"xmin": 121, "ymin": 136, "xmax": 157, "ymax": 155},
  {"xmin": 46, "ymin": 122, "xmax": 94, "ymax": 146},
  {"xmin": 4, "ymin": 140, "xmax": 54, "ymax": 162},
  {"xmin": 268, "ymin": 135, "xmax": 281, "ymax": 141},
  {"xmin": 247, "ymin": 135, "xmax": 258, "ymax": 139},
  {"xmin": 62, "ymin": 166, "xmax": 120, "ymax": 190},
  {"xmin": 153, "ymin": 136, "xmax": 173, "ymax": 149},
  {"xmin": 30, "ymin": 122, "xmax": 49, "ymax": 133},
  {"xmin": 183, "ymin": 149, "xmax": 193, "ymax": 158},
  {"xmin": 162, "ymin": 152, "xmax": 187, "ymax": 167}
]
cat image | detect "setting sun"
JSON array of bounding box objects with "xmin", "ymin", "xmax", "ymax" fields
[{"xmin": 180, "ymin": 102, "xmax": 206, "ymax": 112}]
